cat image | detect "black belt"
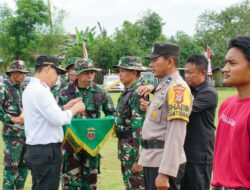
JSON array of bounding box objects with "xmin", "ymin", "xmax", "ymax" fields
[
  {"xmin": 26, "ymin": 142, "xmax": 62, "ymax": 148},
  {"xmin": 116, "ymin": 129, "xmax": 132, "ymax": 139},
  {"xmin": 141, "ymin": 139, "xmax": 164, "ymax": 149},
  {"xmin": 213, "ymin": 187, "xmax": 249, "ymax": 190}
]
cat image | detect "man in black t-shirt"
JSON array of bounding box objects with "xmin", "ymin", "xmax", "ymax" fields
[{"xmin": 181, "ymin": 54, "xmax": 218, "ymax": 190}]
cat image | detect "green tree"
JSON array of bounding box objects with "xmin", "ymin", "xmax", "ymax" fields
[
  {"xmin": 136, "ymin": 10, "xmax": 165, "ymax": 50},
  {"xmin": 169, "ymin": 31, "xmax": 204, "ymax": 67},
  {"xmin": 35, "ymin": 1, "xmax": 67, "ymax": 56},
  {"xmin": 113, "ymin": 10, "xmax": 166, "ymax": 66},
  {"xmin": 195, "ymin": 0, "xmax": 250, "ymax": 67},
  {"xmin": 114, "ymin": 21, "xmax": 143, "ymax": 59},
  {"xmin": 0, "ymin": 0, "xmax": 67, "ymax": 72},
  {"xmin": 0, "ymin": 4, "xmax": 12, "ymax": 70},
  {"xmin": 58, "ymin": 26, "xmax": 97, "ymax": 65},
  {"xmin": 0, "ymin": 0, "xmax": 49, "ymax": 62},
  {"xmin": 57, "ymin": 10, "xmax": 165, "ymax": 75},
  {"xmin": 90, "ymin": 38, "xmax": 116, "ymax": 72}
]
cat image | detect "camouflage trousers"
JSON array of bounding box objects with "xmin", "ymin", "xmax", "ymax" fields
[
  {"xmin": 61, "ymin": 141, "xmax": 100, "ymax": 190},
  {"xmin": 2, "ymin": 136, "xmax": 28, "ymax": 190},
  {"xmin": 118, "ymin": 138, "xmax": 145, "ymax": 190},
  {"xmin": 120, "ymin": 159, "xmax": 144, "ymax": 190}
]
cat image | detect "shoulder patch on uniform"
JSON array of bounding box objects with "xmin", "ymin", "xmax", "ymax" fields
[
  {"xmin": 167, "ymin": 84, "xmax": 192, "ymax": 122},
  {"xmin": 173, "ymin": 85, "xmax": 185, "ymax": 104}
]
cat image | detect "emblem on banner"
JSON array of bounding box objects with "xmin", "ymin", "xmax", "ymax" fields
[{"xmin": 87, "ymin": 128, "xmax": 96, "ymax": 140}]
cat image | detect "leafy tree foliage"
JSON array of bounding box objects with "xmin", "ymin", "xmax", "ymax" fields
[
  {"xmin": 113, "ymin": 11, "xmax": 165, "ymax": 67},
  {"xmin": 58, "ymin": 10, "xmax": 165, "ymax": 74},
  {"xmin": 0, "ymin": 4, "xmax": 12, "ymax": 68},
  {"xmin": 35, "ymin": 3, "xmax": 67, "ymax": 57},
  {"xmin": 136, "ymin": 10, "xmax": 165, "ymax": 50},
  {"xmin": 196, "ymin": 0, "xmax": 250, "ymax": 67},
  {"xmin": 5, "ymin": 0, "xmax": 48, "ymax": 60},
  {"xmin": 169, "ymin": 31, "xmax": 204, "ymax": 68},
  {"xmin": 3, "ymin": 0, "xmax": 247, "ymax": 76}
]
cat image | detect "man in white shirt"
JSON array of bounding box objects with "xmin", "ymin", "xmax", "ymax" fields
[{"xmin": 22, "ymin": 55, "xmax": 85, "ymax": 190}]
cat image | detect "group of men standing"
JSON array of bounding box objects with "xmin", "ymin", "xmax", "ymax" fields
[{"xmin": 0, "ymin": 35, "xmax": 250, "ymax": 190}]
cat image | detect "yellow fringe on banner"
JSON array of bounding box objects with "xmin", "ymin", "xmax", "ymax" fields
[{"xmin": 63, "ymin": 126, "xmax": 114, "ymax": 156}]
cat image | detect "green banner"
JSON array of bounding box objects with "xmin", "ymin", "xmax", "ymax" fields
[{"xmin": 63, "ymin": 117, "xmax": 114, "ymax": 156}]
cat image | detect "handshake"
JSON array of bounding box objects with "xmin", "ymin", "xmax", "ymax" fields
[{"xmin": 62, "ymin": 98, "xmax": 85, "ymax": 117}]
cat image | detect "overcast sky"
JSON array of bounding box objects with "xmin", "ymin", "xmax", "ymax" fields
[{"xmin": 1, "ymin": 0, "xmax": 242, "ymax": 36}]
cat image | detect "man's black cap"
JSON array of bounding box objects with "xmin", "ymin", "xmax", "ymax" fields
[
  {"xmin": 35, "ymin": 55, "xmax": 66, "ymax": 74},
  {"xmin": 145, "ymin": 43, "xmax": 180, "ymax": 59}
]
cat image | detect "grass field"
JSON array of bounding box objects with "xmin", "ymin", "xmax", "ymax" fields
[{"xmin": 0, "ymin": 88, "xmax": 236, "ymax": 190}]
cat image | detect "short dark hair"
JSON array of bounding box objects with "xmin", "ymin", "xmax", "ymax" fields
[
  {"xmin": 35, "ymin": 65, "xmax": 46, "ymax": 73},
  {"xmin": 162, "ymin": 55, "xmax": 179, "ymax": 67},
  {"xmin": 228, "ymin": 36, "xmax": 250, "ymax": 64},
  {"xmin": 135, "ymin": 71, "xmax": 141, "ymax": 78},
  {"xmin": 185, "ymin": 54, "xmax": 208, "ymax": 72}
]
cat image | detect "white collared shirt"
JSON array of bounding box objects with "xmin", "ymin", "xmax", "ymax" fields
[{"xmin": 23, "ymin": 77, "xmax": 72, "ymax": 145}]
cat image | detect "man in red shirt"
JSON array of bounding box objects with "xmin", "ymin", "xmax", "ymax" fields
[{"xmin": 212, "ymin": 36, "xmax": 250, "ymax": 190}]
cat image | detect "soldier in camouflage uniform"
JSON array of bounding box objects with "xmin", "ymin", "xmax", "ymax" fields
[
  {"xmin": 52, "ymin": 57, "xmax": 79, "ymax": 98},
  {"xmin": 58, "ymin": 58, "xmax": 115, "ymax": 190},
  {"xmin": 0, "ymin": 60, "xmax": 29, "ymax": 190},
  {"xmin": 61, "ymin": 57, "xmax": 79, "ymax": 89},
  {"xmin": 114, "ymin": 56, "xmax": 149, "ymax": 190}
]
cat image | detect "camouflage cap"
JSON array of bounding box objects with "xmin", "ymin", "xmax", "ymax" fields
[
  {"xmin": 74, "ymin": 58, "xmax": 101, "ymax": 74},
  {"xmin": 114, "ymin": 56, "xmax": 148, "ymax": 71},
  {"xmin": 65, "ymin": 57, "xmax": 80, "ymax": 70},
  {"xmin": 6, "ymin": 60, "xmax": 29, "ymax": 74}
]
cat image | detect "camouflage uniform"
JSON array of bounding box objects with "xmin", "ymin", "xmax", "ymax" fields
[
  {"xmin": 52, "ymin": 57, "xmax": 80, "ymax": 99},
  {"xmin": 58, "ymin": 58, "xmax": 115, "ymax": 190},
  {"xmin": 114, "ymin": 56, "xmax": 148, "ymax": 190},
  {"xmin": 0, "ymin": 60, "xmax": 29, "ymax": 190}
]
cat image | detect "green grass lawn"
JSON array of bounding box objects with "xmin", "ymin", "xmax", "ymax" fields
[{"xmin": 0, "ymin": 88, "xmax": 236, "ymax": 189}]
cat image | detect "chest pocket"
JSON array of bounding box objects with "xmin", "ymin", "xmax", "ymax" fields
[
  {"xmin": 117, "ymin": 90, "xmax": 132, "ymax": 115},
  {"xmin": 149, "ymin": 99, "xmax": 165, "ymax": 123},
  {"xmin": 86, "ymin": 91, "xmax": 105, "ymax": 118},
  {"xmin": 6, "ymin": 99, "xmax": 21, "ymax": 116}
]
